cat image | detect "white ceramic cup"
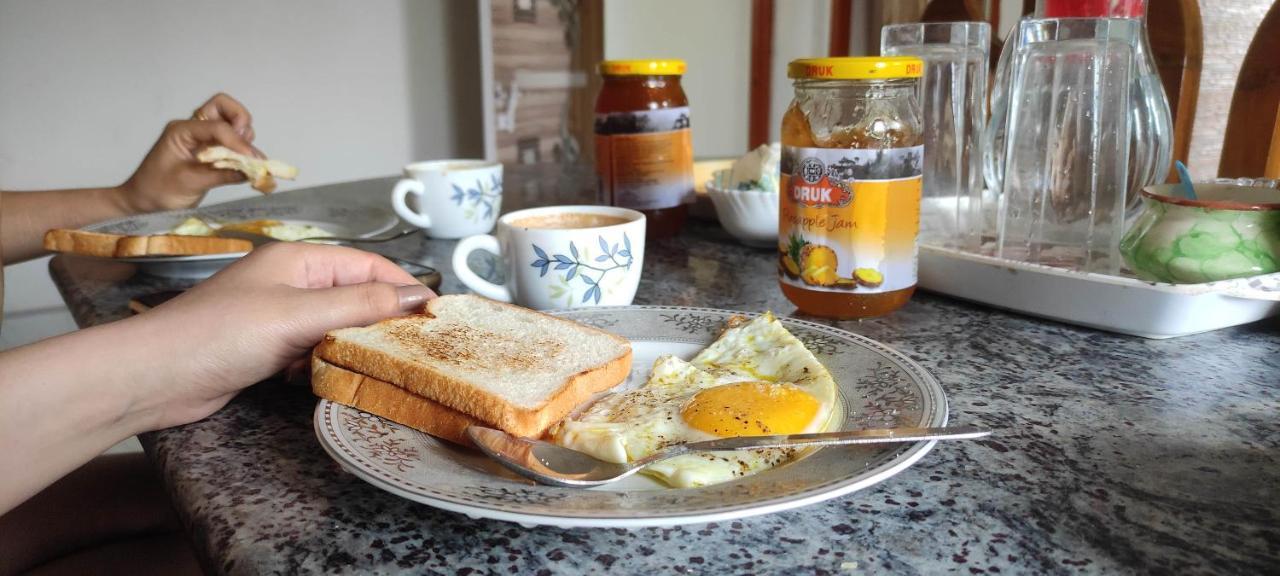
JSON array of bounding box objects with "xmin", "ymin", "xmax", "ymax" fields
[
  {"xmin": 391, "ymin": 160, "xmax": 503, "ymax": 239},
  {"xmin": 452, "ymin": 205, "xmax": 646, "ymax": 310}
]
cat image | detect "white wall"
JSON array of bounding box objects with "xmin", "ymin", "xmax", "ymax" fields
[
  {"xmin": 769, "ymin": 0, "xmax": 832, "ymax": 144},
  {"xmin": 0, "ymin": 0, "xmax": 481, "ymax": 340},
  {"xmin": 604, "ymin": 0, "xmax": 835, "ymax": 158}
]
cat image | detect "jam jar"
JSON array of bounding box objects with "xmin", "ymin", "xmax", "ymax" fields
[
  {"xmin": 778, "ymin": 57, "xmax": 924, "ymax": 318},
  {"xmin": 594, "ymin": 59, "xmax": 694, "ymax": 239}
]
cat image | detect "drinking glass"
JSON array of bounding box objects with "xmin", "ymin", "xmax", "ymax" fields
[
  {"xmin": 996, "ymin": 18, "xmax": 1140, "ymax": 274},
  {"xmin": 882, "ymin": 22, "xmax": 991, "ymax": 252}
]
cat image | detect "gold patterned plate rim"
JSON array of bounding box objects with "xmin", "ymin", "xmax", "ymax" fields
[{"xmin": 313, "ymin": 306, "xmax": 947, "ymax": 528}]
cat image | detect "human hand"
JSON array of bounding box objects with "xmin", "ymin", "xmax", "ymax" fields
[
  {"xmin": 124, "ymin": 243, "xmax": 434, "ymax": 430},
  {"xmin": 118, "ymin": 93, "xmax": 265, "ymax": 213}
]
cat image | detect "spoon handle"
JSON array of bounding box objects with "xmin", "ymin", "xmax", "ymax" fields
[
  {"xmin": 1174, "ymin": 160, "xmax": 1198, "ymax": 200},
  {"xmin": 668, "ymin": 425, "xmax": 990, "ymax": 455}
]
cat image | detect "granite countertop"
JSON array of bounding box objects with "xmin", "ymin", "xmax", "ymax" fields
[{"xmin": 48, "ymin": 167, "xmax": 1280, "ymax": 575}]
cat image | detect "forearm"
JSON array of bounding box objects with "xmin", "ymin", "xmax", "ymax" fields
[
  {"xmin": 0, "ymin": 314, "xmax": 172, "ymax": 515},
  {"xmin": 0, "ymin": 186, "xmax": 134, "ymax": 263}
]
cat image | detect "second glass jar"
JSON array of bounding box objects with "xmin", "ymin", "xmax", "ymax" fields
[{"xmin": 594, "ymin": 59, "xmax": 694, "ymax": 239}]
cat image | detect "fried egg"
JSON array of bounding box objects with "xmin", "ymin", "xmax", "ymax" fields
[
  {"xmin": 170, "ymin": 217, "xmax": 332, "ymax": 242},
  {"xmin": 553, "ymin": 312, "xmax": 839, "ymax": 488},
  {"xmin": 217, "ymin": 219, "xmax": 332, "ymax": 241}
]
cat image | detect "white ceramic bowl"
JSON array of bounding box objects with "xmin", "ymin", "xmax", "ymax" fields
[{"xmin": 706, "ymin": 169, "xmax": 779, "ymax": 248}]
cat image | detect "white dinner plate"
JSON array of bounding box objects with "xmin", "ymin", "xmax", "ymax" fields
[
  {"xmin": 82, "ymin": 202, "xmax": 399, "ymax": 278},
  {"xmin": 313, "ymin": 306, "xmax": 948, "ymax": 528}
]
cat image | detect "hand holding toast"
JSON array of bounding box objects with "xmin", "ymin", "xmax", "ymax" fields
[
  {"xmin": 118, "ymin": 93, "xmax": 265, "ymax": 212},
  {"xmin": 1, "ymin": 93, "xmax": 277, "ymax": 264}
]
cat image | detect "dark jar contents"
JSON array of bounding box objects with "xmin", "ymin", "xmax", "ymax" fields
[
  {"xmin": 779, "ymin": 57, "xmax": 925, "ymax": 319},
  {"xmin": 594, "ymin": 59, "xmax": 694, "ymax": 239}
]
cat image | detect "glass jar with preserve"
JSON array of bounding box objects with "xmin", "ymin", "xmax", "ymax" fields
[
  {"xmin": 779, "ymin": 57, "xmax": 924, "ymax": 319},
  {"xmin": 594, "ymin": 59, "xmax": 694, "ymax": 239}
]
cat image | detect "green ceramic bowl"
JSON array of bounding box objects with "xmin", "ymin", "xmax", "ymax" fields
[{"xmin": 1120, "ymin": 182, "xmax": 1280, "ymax": 283}]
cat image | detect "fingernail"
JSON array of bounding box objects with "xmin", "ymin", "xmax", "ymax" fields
[{"xmin": 396, "ymin": 284, "xmax": 432, "ymax": 311}]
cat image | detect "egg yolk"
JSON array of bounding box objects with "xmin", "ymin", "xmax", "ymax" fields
[
  {"xmin": 220, "ymin": 219, "xmax": 283, "ymax": 235},
  {"xmin": 681, "ymin": 382, "xmax": 821, "ymax": 437}
]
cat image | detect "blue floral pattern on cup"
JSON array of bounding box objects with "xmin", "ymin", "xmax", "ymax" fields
[
  {"xmin": 450, "ymin": 174, "xmax": 503, "ymax": 223},
  {"xmin": 530, "ymin": 234, "xmax": 634, "ymax": 305}
]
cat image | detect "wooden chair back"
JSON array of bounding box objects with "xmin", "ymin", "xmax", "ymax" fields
[
  {"xmin": 1267, "ymin": 102, "xmax": 1280, "ymax": 179},
  {"xmin": 1220, "ymin": 0, "xmax": 1280, "ymax": 178},
  {"xmin": 1148, "ymin": 0, "xmax": 1203, "ymax": 180}
]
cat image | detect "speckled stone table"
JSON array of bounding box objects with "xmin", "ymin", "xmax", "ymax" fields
[{"xmin": 49, "ymin": 167, "xmax": 1280, "ymax": 575}]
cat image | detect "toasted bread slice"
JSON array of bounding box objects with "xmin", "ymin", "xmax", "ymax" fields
[
  {"xmin": 43, "ymin": 229, "xmax": 124, "ymax": 258},
  {"xmin": 313, "ymin": 294, "xmax": 632, "ymax": 438},
  {"xmin": 112, "ymin": 234, "xmax": 252, "ymax": 257},
  {"xmin": 312, "ymin": 357, "xmax": 480, "ymax": 446},
  {"xmin": 196, "ymin": 146, "xmax": 298, "ymax": 194},
  {"xmin": 45, "ymin": 229, "xmax": 253, "ymax": 258}
]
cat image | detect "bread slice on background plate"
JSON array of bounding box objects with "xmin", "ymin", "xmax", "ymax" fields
[
  {"xmin": 312, "ymin": 294, "xmax": 633, "ymax": 439},
  {"xmin": 112, "ymin": 234, "xmax": 251, "ymax": 257},
  {"xmin": 43, "ymin": 229, "xmax": 252, "ymax": 258},
  {"xmin": 42, "ymin": 229, "xmax": 125, "ymax": 258}
]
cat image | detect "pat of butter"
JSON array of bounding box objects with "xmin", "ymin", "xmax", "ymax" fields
[{"xmin": 728, "ymin": 142, "xmax": 781, "ymax": 192}]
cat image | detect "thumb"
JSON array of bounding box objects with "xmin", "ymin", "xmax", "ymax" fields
[{"xmin": 286, "ymin": 282, "xmax": 434, "ymax": 348}]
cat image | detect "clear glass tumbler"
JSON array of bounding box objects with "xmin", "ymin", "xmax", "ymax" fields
[
  {"xmin": 996, "ymin": 18, "xmax": 1140, "ymax": 274},
  {"xmin": 882, "ymin": 22, "xmax": 991, "ymax": 253}
]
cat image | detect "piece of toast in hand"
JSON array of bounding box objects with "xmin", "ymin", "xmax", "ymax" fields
[
  {"xmin": 43, "ymin": 229, "xmax": 252, "ymax": 258},
  {"xmin": 196, "ymin": 145, "xmax": 298, "ymax": 194}
]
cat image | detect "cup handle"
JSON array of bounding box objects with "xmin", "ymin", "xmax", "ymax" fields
[
  {"xmin": 391, "ymin": 179, "xmax": 433, "ymax": 229},
  {"xmin": 451, "ymin": 234, "xmax": 513, "ymax": 302}
]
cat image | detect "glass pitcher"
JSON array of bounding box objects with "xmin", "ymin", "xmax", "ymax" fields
[{"xmin": 984, "ymin": 0, "xmax": 1172, "ymax": 213}]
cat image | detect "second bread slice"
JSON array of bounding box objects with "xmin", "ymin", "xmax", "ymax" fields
[
  {"xmin": 113, "ymin": 234, "xmax": 252, "ymax": 257},
  {"xmin": 312, "ymin": 357, "xmax": 481, "ymax": 446}
]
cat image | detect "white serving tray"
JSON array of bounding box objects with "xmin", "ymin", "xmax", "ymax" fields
[{"xmin": 918, "ymin": 245, "xmax": 1280, "ymax": 339}]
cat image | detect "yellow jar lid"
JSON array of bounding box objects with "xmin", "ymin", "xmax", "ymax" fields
[
  {"xmin": 787, "ymin": 56, "xmax": 923, "ymax": 80},
  {"xmin": 600, "ymin": 59, "xmax": 687, "ymax": 76}
]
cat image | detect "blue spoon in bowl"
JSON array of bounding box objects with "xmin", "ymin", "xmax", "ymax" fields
[{"xmin": 1174, "ymin": 160, "xmax": 1199, "ymax": 201}]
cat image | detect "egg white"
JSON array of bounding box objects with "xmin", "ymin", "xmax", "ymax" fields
[
  {"xmin": 553, "ymin": 313, "xmax": 841, "ymax": 488},
  {"xmin": 168, "ymin": 217, "xmax": 332, "ymax": 242},
  {"xmin": 691, "ymin": 312, "xmax": 838, "ymax": 410}
]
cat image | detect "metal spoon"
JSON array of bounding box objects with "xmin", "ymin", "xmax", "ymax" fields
[
  {"xmin": 466, "ymin": 425, "xmax": 991, "ymax": 488},
  {"xmin": 215, "ymin": 228, "xmax": 438, "ymax": 287},
  {"xmin": 216, "ymin": 227, "xmax": 420, "ymax": 247},
  {"xmin": 296, "ymin": 227, "xmax": 421, "ymax": 244}
]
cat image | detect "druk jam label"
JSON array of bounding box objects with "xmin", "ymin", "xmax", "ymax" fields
[
  {"xmin": 595, "ymin": 107, "xmax": 694, "ymax": 211},
  {"xmin": 778, "ymin": 145, "xmax": 923, "ymax": 293}
]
